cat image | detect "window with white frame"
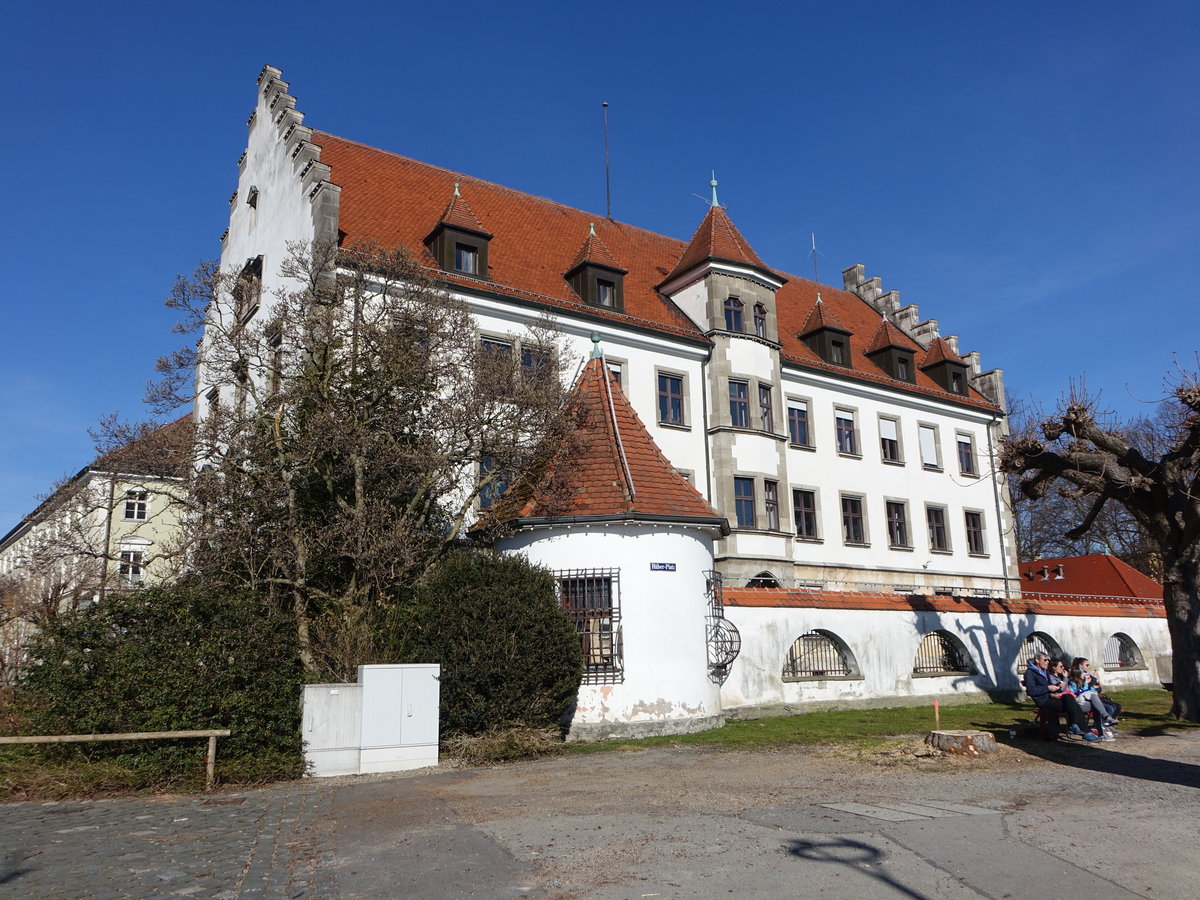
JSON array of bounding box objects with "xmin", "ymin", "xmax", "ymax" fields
[
  {"xmin": 557, "ymin": 569, "xmax": 623, "ymax": 684},
  {"xmin": 964, "ymin": 510, "xmax": 986, "ymax": 555},
  {"xmin": 123, "ymin": 490, "xmax": 149, "ymax": 521},
  {"xmin": 957, "ymin": 433, "xmax": 978, "ymax": 476},
  {"xmin": 787, "ymin": 399, "xmax": 811, "ymax": 446},
  {"xmin": 841, "ymin": 494, "xmax": 867, "ymax": 545},
  {"xmin": 454, "ymin": 242, "xmax": 479, "ymax": 275},
  {"xmin": 926, "ymin": 505, "xmax": 950, "ymax": 552},
  {"xmin": 879, "ymin": 416, "xmax": 902, "ymax": 463},
  {"xmin": 918, "ymin": 424, "xmax": 941, "ymax": 470},
  {"xmin": 793, "ymin": 488, "xmax": 819, "ymax": 540},
  {"xmin": 835, "ymin": 408, "xmax": 858, "ymax": 456},
  {"xmin": 753, "ymin": 303, "xmax": 767, "ymax": 338},
  {"xmin": 118, "ymin": 540, "xmax": 150, "ymax": 586}
]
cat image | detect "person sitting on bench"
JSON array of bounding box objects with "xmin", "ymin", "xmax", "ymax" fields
[{"xmin": 1025, "ymin": 652, "xmax": 1101, "ymax": 741}]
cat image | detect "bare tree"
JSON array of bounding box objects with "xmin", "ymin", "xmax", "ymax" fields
[
  {"xmin": 152, "ymin": 242, "xmax": 576, "ymax": 680},
  {"xmin": 1002, "ymin": 367, "xmax": 1200, "ymax": 720}
]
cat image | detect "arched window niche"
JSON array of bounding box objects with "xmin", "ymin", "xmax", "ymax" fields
[
  {"xmin": 782, "ymin": 630, "xmax": 861, "ymax": 681},
  {"xmin": 913, "ymin": 630, "xmax": 976, "ymax": 676},
  {"xmin": 1015, "ymin": 631, "xmax": 1063, "ymax": 675}
]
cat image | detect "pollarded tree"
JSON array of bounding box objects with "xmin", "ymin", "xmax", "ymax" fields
[
  {"xmin": 151, "ymin": 241, "xmax": 576, "ymax": 680},
  {"xmin": 1001, "ymin": 370, "xmax": 1200, "ymax": 720}
]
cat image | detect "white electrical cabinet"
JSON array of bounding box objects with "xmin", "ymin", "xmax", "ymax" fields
[{"xmin": 302, "ymin": 663, "xmax": 440, "ymax": 777}]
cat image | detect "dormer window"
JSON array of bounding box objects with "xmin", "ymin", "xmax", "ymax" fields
[
  {"xmin": 597, "ymin": 279, "xmax": 617, "ymax": 307},
  {"xmin": 865, "ymin": 320, "xmax": 917, "ymax": 383},
  {"xmin": 830, "ymin": 339, "xmax": 847, "ymax": 365},
  {"xmin": 426, "ymin": 186, "xmax": 492, "ymax": 280},
  {"xmin": 455, "ymin": 243, "xmax": 479, "ymax": 275},
  {"xmin": 724, "ymin": 297, "xmax": 744, "ymax": 332},
  {"xmin": 951, "ymin": 370, "xmax": 964, "ymax": 394},
  {"xmin": 897, "ymin": 356, "xmax": 911, "ymax": 382}
]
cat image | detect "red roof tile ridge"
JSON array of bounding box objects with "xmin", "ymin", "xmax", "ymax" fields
[
  {"xmin": 798, "ymin": 298, "xmax": 850, "ymax": 337},
  {"xmin": 568, "ymin": 227, "xmax": 624, "ymax": 272},
  {"xmin": 866, "ymin": 319, "xmax": 912, "ymax": 353},
  {"xmin": 922, "ymin": 336, "xmax": 965, "ymax": 366},
  {"xmin": 662, "ymin": 205, "xmax": 769, "ymax": 283},
  {"xmin": 437, "ymin": 190, "xmax": 490, "ymax": 235}
]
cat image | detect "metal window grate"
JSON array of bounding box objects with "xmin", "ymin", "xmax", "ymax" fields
[
  {"xmin": 1104, "ymin": 633, "xmax": 1143, "ymax": 669},
  {"xmin": 557, "ymin": 569, "xmax": 622, "ymax": 684},
  {"xmin": 913, "ymin": 632, "xmax": 971, "ymax": 674},
  {"xmin": 783, "ymin": 632, "xmax": 850, "ymax": 678},
  {"xmin": 1016, "ymin": 633, "xmax": 1061, "ymax": 674}
]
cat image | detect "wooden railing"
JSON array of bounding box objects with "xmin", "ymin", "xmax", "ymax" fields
[{"xmin": 0, "ymin": 729, "xmax": 231, "ymax": 790}]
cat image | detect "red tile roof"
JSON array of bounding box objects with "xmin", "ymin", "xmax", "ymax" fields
[
  {"xmin": 866, "ymin": 319, "xmax": 911, "ymax": 353},
  {"xmin": 723, "ymin": 585, "xmax": 1164, "ymax": 619},
  {"xmin": 312, "ymin": 132, "xmax": 1000, "ymax": 412},
  {"xmin": 661, "ymin": 205, "xmax": 772, "ymax": 283},
  {"xmin": 486, "ymin": 357, "xmax": 726, "ymax": 528},
  {"xmin": 1020, "ymin": 555, "xmax": 1164, "ymax": 602},
  {"xmin": 798, "ymin": 297, "xmax": 850, "ymax": 337},
  {"xmin": 568, "ymin": 227, "xmax": 625, "ymax": 273},
  {"xmin": 435, "ymin": 189, "xmax": 491, "ymax": 236},
  {"xmin": 921, "ymin": 336, "xmax": 965, "ymax": 367}
]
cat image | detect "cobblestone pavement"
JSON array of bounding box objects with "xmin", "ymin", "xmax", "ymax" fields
[{"xmin": 0, "ymin": 785, "xmax": 336, "ymax": 899}]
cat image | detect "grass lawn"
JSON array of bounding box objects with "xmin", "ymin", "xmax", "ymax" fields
[{"xmin": 564, "ymin": 688, "xmax": 1197, "ymax": 755}]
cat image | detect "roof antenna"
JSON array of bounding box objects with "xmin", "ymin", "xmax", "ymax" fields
[
  {"xmin": 810, "ymin": 232, "xmax": 824, "ymax": 283},
  {"xmin": 602, "ymin": 102, "xmax": 612, "ymax": 219}
]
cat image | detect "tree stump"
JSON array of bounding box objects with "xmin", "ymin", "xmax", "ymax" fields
[{"xmin": 924, "ymin": 730, "xmax": 998, "ymax": 756}]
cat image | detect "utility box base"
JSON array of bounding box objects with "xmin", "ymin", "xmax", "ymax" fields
[{"xmin": 303, "ymin": 664, "xmax": 440, "ymax": 777}]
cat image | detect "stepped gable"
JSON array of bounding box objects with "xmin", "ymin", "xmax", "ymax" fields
[
  {"xmin": 310, "ymin": 131, "xmax": 1000, "ymax": 411},
  {"xmin": 867, "ymin": 319, "xmax": 913, "ymax": 353},
  {"xmin": 1021, "ymin": 554, "xmax": 1164, "ymax": 602},
  {"xmin": 798, "ymin": 297, "xmax": 850, "ymax": 337},
  {"xmin": 567, "ymin": 225, "xmax": 625, "ymax": 273},
  {"xmin": 921, "ymin": 336, "xmax": 965, "ymax": 367},
  {"xmin": 660, "ymin": 204, "xmax": 772, "ymax": 284},
  {"xmin": 435, "ymin": 188, "xmax": 491, "ymax": 236},
  {"xmin": 488, "ymin": 357, "xmax": 726, "ymax": 528}
]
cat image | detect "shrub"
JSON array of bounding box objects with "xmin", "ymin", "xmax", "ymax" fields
[
  {"xmin": 13, "ymin": 580, "xmax": 304, "ymax": 781},
  {"xmin": 396, "ymin": 551, "xmax": 582, "ymax": 735}
]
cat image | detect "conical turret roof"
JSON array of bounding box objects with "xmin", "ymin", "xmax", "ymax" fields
[{"xmin": 660, "ymin": 205, "xmax": 772, "ymax": 284}]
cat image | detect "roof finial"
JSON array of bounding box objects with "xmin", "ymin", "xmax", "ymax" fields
[
  {"xmin": 590, "ymin": 331, "xmax": 602, "ymax": 359},
  {"xmin": 453, "ymin": 182, "xmax": 460, "ymax": 198},
  {"xmin": 815, "ymin": 291, "xmax": 823, "ymax": 304},
  {"xmin": 589, "ymin": 222, "xmax": 596, "ymax": 236},
  {"xmin": 710, "ymin": 171, "xmax": 720, "ymax": 208}
]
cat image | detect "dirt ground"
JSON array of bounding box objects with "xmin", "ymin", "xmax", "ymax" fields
[{"xmin": 327, "ymin": 729, "xmax": 1200, "ymax": 898}]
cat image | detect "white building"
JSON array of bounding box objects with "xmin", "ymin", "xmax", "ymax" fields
[
  {"xmin": 0, "ymin": 415, "xmax": 192, "ymax": 681},
  {"xmin": 202, "ymin": 66, "xmax": 1168, "ymax": 737}
]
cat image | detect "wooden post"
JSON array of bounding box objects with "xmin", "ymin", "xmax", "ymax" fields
[
  {"xmin": 934, "ymin": 698, "xmax": 940, "ymax": 731},
  {"xmin": 206, "ymin": 735, "xmax": 218, "ymax": 791}
]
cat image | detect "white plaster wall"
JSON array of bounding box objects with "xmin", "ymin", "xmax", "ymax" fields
[
  {"xmin": 778, "ymin": 365, "xmax": 1009, "ymax": 586},
  {"xmin": 721, "ymin": 605, "xmax": 1171, "ymax": 712},
  {"xmin": 499, "ymin": 524, "xmax": 722, "ymax": 733}
]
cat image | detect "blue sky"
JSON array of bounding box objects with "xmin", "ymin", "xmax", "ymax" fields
[{"xmin": 1, "ymin": 1, "xmax": 1197, "ymax": 529}]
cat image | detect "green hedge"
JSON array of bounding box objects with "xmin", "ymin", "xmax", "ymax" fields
[
  {"xmin": 15, "ymin": 581, "xmax": 304, "ymax": 780},
  {"xmin": 397, "ymin": 551, "xmax": 583, "ymax": 735}
]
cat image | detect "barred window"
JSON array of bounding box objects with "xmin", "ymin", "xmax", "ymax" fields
[
  {"xmin": 557, "ymin": 569, "xmax": 622, "ymax": 684},
  {"xmin": 1104, "ymin": 633, "xmax": 1145, "ymax": 669},
  {"xmin": 782, "ymin": 631, "xmax": 857, "ymax": 679},
  {"xmin": 1016, "ymin": 632, "xmax": 1062, "ymax": 675},
  {"xmin": 913, "ymin": 631, "xmax": 973, "ymax": 675}
]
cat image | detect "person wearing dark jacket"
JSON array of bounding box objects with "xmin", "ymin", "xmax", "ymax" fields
[{"xmin": 1025, "ymin": 652, "xmax": 1100, "ymax": 741}]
